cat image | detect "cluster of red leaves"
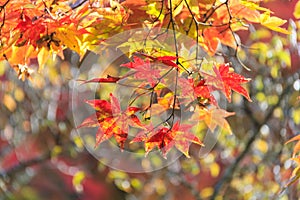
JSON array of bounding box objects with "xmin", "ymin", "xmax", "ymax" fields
[
  {"xmin": 79, "ymin": 55, "xmax": 251, "ymax": 158},
  {"xmin": 0, "ymin": 0, "xmax": 127, "ymax": 75},
  {"xmin": 0, "ymin": 0, "xmax": 288, "ymax": 159}
]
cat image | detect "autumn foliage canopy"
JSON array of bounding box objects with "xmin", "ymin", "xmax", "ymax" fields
[{"xmin": 1, "ymin": 0, "xmax": 300, "ymax": 197}]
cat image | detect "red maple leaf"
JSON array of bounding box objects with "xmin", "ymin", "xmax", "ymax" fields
[
  {"xmin": 77, "ymin": 99, "xmax": 113, "ymax": 128},
  {"xmin": 131, "ymin": 121, "xmax": 203, "ymax": 158},
  {"xmin": 135, "ymin": 53, "xmax": 179, "ymax": 69},
  {"xmin": 202, "ymin": 63, "xmax": 252, "ymax": 102},
  {"xmin": 179, "ymin": 77, "xmax": 217, "ymax": 105},
  {"xmin": 194, "ymin": 80, "xmax": 217, "ymax": 105},
  {"xmin": 79, "ymin": 75, "xmax": 121, "ymax": 84},
  {"xmin": 14, "ymin": 15, "xmax": 46, "ymax": 47},
  {"xmin": 121, "ymin": 56, "xmax": 161, "ymax": 86},
  {"xmin": 78, "ymin": 93, "xmax": 143, "ymax": 149},
  {"xmin": 155, "ymin": 55, "xmax": 179, "ymax": 69}
]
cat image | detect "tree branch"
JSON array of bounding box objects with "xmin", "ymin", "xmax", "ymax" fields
[
  {"xmin": 70, "ymin": 0, "xmax": 88, "ymax": 10},
  {"xmin": 210, "ymin": 81, "xmax": 294, "ymax": 199},
  {"xmin": 0, "ymin": 152, "xmax": 51, "ymax": 180}
]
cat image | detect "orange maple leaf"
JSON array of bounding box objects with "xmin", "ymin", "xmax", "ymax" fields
[
  {"xmin": 286, "ymin": 134, "xmax": 300, "ymax": 157},
  {"xmin": 202, "ymin": 27, "xmax": 236, "ymax": 55},
  {"xmin": 192, "ymin": 106, "xmax": 235, "ymax": 133}
]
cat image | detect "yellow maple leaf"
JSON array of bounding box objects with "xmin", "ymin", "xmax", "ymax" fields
[
  {"xmin": 37, "ymin": 47, "xmax": 50, "ymax": 72},
  {"xmin": 260, "ymin": 12, "xmax": 290, "ymax": 34},
  {"xmin": 294, "ymin": 0, "xmax": 300, "ymax": 19},
  {"xmin": 54, "ymin": 26, "xmax": 84, "ymax": 55}
]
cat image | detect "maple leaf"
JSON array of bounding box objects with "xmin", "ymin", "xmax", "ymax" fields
[
  {"xmin": 155, "ymin": 56, "xmax": 179, "ymax": 69},
  {"xmin": 121, "ymin": 56, "xmax": 161, "ymax": 86},
  {"xmin": 37, "ymin": 47, "xmax": 50, "ymax": 71},
  {"xmin": 201, "ymin": 63, "xmax": 252, "ymax": 102},
  {"xmin": 137, "ymin": 53, "xmax": 179, "ymax": 69},
  {"xmin": 260, "ymin": 12, "xmax": 290, "ymax": 34},
  {"xmin": 192, "ymin": 106, "xmax": 235, "ymax": 133},
  {"xmin": 79, "ymin": 75, "xmax": 121, "ymax": 84},
  {"xmin": 199, "ymin": 34, "xmax": 219, "ymax": 56},
  {"xmin": 131, "ymin": 122, "xmax": 203, "ymax": 158},
  {"xmin": 121, "ymin": 0, "xmax": 148, "ymax": 28},
  {"xmin": 214, "ymin": 0, "xmax": 262, "ymax": 24},
  {"xmin": 286, "ymin": 134, "xmax": 300, "ymax": 156},
  {"xmin": 78, "ymin": 94, "xmax": 143, "ymax": 149},
  {"xmin": 14, "ymin": 15, "xmax": 46, "ymax": 47},
  {"xmin": 202, "ymin": 27, "xmax": 236, "ymax": 55},
  {"xmin": 295, "ymin": 0, "xmax": 300, "ymax": 19},
  {"xmin": 194, "ymin": 80, "xmax": 217, "ymax": 104},
  {"xmin": 284, "ymin": 156, "xmax": 300, "ymax": 187},
  {"xmin": 285, "ymin": 162, "xmax": 300, "ymax": 187},
  {"xmin": 77, "ymin": 99, "xmax": 113, "ymax": 128},
  {"xmin": 179, "ymin": 77, "xmax": 217, "ymax": 105}
]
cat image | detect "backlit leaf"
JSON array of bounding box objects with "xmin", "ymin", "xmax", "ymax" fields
[
  {"xmin": 78, "ymin": 93, "xmax": 142, "ymax": 149},
  {"xmin": 131, "ymin": 122, "xmax": 203, "ymax": 158},
  {"xmin": 37, "ymin": 47, "xmax": 50, "ymax": 72},
  {"xmin": 202, "ymin": 63, "xmax": 252, "ymax": 102},
  {"xmin": 80, "ymin": 75, "xmax": 121, "ymax": 84},
  {"xmin": 260, "ymin": 12, "xmax": 290, "ymax": 34},
  {"xmin": 193, "ymin": 106, "xmax": 235, "ymax": 133},
  {"xmin": 121, "ymin": 56, "xmax": 161, "ymax": 86},
  {"xmin": 294, "ymin": 0, "xmax": 300, "ymax": 19}
]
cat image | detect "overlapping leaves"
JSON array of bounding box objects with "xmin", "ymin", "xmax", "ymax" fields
[
  {"xmin": 79, "ymin": 55, "xmax": 251, "ymax": 158},
  {"xmin": 78, "ymin": 93, "xmax": 143, "ymax": 149},
  {"xmin": 0, "ymin": 0, "xmax": 289, "ymax": 74},
  {"xmin": 0, "ymin": 0, "xmax": 126, "ymax": 72}
]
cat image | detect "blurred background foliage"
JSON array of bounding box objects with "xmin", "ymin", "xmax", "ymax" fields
[{"xmin": 0, "ymin": 0, "xmax": 300, "ymax": 200}]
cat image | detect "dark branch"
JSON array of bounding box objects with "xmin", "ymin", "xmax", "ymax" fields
[
  {"xmin": 70, "ymin": 0, "xmax": 88, "ymax": 10},
  {"xmin": 0, "ymin": 152, "xmax": 51, "ymax": 180},
  {"xmin": 210, "ymin": 82, "xmax": 294, "ymax": 199}
]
